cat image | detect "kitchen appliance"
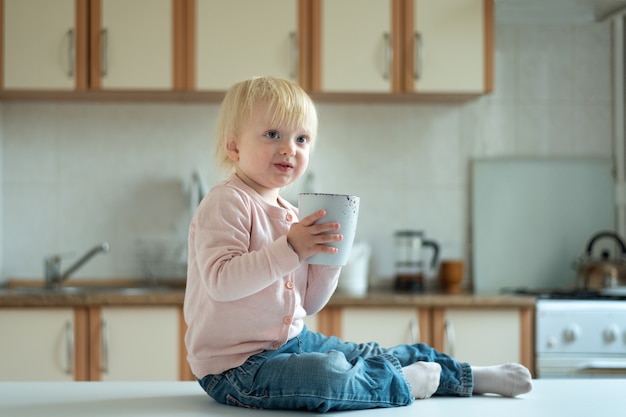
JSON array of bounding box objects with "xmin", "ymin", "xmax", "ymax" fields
[
  {"xmin": 535, "ymin": 295, "xmax": 626, "ymax": 378},
  {"xmin": 510, "ymin": 284, "xmax": 626, "ymax": 378},
  {"xmin": 393, "ymin": 230, "xmax": 440, "ymax": 292},
  {"xmin": 573, "ymin": 230, "xmax": 626, "ymax": 292},
  {"xmin": 510, "ymin": 229, "xmax": 626, "ymax": 378}
]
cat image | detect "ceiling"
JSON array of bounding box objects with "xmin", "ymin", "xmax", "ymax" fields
[{"xmin": 495, "ymin": 0, "xmax": 626, "ymax": 23}]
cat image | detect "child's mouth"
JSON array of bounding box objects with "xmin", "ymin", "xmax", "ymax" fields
[{"xmin": 275, "ymin": 162, "xmax": 293, "ymax": 171}]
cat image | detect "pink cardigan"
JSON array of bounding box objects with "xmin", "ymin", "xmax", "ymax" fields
[{"xmin": 184, "ymin": 175, "xmax": 341, "ymax": 377}]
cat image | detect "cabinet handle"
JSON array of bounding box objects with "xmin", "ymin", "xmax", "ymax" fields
[
  {"xmin": 101, "ymin": 28, "xmax": 109, "ymax": 77},
  {"xmin": 444, "ymin": 319, "xmax": 456, "ymax": 357},
  {"xmin": 414, "ymin": 32, "xmax": 423, "ymax": 80},
  {"xmin": 101, "ymin": 319, "xmax": 109, "ymax": 373},
  {"xmin": 383, "ymin": 32, "xmax": 392, "ymax": 80},
  {"xmin": 65, "ymin": 320, "xmax": 74, "ymax": 375},
  {"xmin": 289, "ymin": 32, "xmax": 298, "ymax": 80},
  {"xmin": 409, "ymin": 318, "xmax": 420, "ymax": 344},
  {"xmin": 67, "ymin": 29, "xmax": 74, "ymax": 78}
]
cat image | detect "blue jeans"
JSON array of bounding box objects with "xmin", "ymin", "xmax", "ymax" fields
[{"xmin": 198, "ymin": 327, "xmax": 473, "ymax": 412}]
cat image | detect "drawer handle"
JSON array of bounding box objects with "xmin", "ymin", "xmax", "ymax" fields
[
  {"xmin": 67, "ymin": 29, "xmax": 74, "ymax": 78},
  {"xmin": 101, "ymin": 319, "xmax": 109, "ymax": 373},
  {"xmin": 383, "ymin": 32, "xmax": 392, "ymax": 80},
  {"xmin": 444, "ymin": 319, "xmax": 456, "ymax": 357},
  {"xmin": 101, "ymin": 28, "xmax": 109, "ymax": 77},
  {"xmin": 414, "ymin": 32, "xmax": 423, "ymax": 80},
  {"xmin": 289, "ymin": 32, "xmax": 298, "ymax": 80},
  {"xmin": 65, "ymin": 320, "xmax": 74, "ymax": 375},
  {"xmin": 409, "ymin": 318, "xmax": 420, "ymax": 344}
]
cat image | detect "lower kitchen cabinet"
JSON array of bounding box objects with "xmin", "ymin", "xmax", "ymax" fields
[
  {"xmin": 89, "ymin": 306, "xmax": 181, "ymax": 381},
  {"xmin": 312, "ymin": 304, "xmax": 533, "ymax": 374},
  {"xmin": 315, "ymin": 306, "xmax": 432, "ymax": 347},
  {"xmin": 341, "ymin": 307, "xmax": 427, "ymax": 347},
  {"xmin": 303, "ymin": 314, "xmax": 318, "ymax": 333},
  {"xmin": 0, "ymin": 306, "xmax": 190, "ymax": 381},
  {"xmin": 0, "ymin": 307, "xmax": 85, "ymax": 381},
  {"xmin": 431, "ymin": 307, "xmax": 534, "ymax": 371}
]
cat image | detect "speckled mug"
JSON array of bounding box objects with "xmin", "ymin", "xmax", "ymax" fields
[{"xmin": 298, "ymin": 193, "xmax": 360, "ymax": 266}]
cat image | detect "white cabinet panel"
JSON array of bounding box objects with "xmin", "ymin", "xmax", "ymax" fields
[
  {"xmin": 195, "ymin": 0, "xmax": 298, "ymax": 90},
  {"xmin": 413, "ymin": 0, "xmax": 485, "ymax": 93},
  {"xmin": 342, "ymin": 307, "xmax": 420, "ymax": 347},
  {"xmin": 303, "ymin": 314, "xmax": 318, "ymax": 333},
  {"xmin": 442, "ymin": 308, "xmax": 520, "ymax": 365},
  {"xmin": 100, "ymin": 0, "xmax": 172, "ymax": 89},
  {"xmin": 3, "ymin": 0, "xmax": 76, "ymax": 89},
  {"xmin": 99, "ymin": 307, "xmax": 179, "ymax": 381},
  {"xmin": 0, "ymin": 308, "xmax": 75, "ymax": 381},
  {"xmin": 320, "ymin": 0, "xmax": 391, "ymax": 92}
]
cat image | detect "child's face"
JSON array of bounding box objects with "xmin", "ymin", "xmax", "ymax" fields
[{"xmin": 228, "ymin": 105, "xmax": 313, "ymax": 201}]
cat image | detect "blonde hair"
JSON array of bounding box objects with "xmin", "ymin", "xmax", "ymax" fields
[{"xmin": 215, "ymin": 76, "xmax": 318, "ymax": 172}]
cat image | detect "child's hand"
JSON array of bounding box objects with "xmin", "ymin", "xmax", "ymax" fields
[{"xmin": 287, "ymin": 209, "xmax": 343, "ymax": 261}]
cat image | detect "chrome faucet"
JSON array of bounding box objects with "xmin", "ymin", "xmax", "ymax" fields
[{"xmin": 44, "ymin": 242, "xmax": 111, "ymax": 289}]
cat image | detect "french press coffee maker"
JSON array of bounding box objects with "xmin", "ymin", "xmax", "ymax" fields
[{"xmin": 394, "ymin": 230, "xmax": 440, "ymax": 292}]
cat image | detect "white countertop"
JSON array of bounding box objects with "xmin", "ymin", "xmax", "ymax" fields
[{"xmin": 0, "ymin": 379, "xmax": 624, "ymax": 416}]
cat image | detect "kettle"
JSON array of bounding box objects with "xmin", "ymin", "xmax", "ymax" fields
[
  {"xmin": 573, "ymin": 230, "xmax": 626, "ymax": 291},
  {"xmin": 394, "ymin": 230, "xmax": 440, "ymax": 292}
]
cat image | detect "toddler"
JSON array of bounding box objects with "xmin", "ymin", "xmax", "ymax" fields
[{"xmin": 183, "ymin": 76, "xmax": 532, "ymax": 412}]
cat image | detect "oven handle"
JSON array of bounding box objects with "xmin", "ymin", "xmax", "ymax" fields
[{"xmin": 578, "ymin": 361, "xmax": 626, "ymax": 371}]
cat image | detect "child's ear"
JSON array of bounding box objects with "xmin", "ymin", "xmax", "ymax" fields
[{"xmin": 226, "ymin": 138, "xmax": 239, "ymax": 161}]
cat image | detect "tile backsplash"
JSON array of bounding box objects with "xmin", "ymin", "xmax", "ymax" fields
[{"xmin": 0, "ymin": 21, "xmax": 614, "ymax": 288}]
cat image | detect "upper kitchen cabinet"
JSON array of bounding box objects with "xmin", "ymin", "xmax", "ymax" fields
[
  {"xmin": 1, "ymin": 0, "xmax": 185, "ymax": 92},
  {"xmin": 310, "ymin": 0, "xmax": 493, "ymax": 96},
  {"xmin": 187, "ymin": 0, "xmax": 309, "ymax": 91},
  {"xmin": 311, "ymin": 0, "xmax": 397, "ymax": 93},
  {"xmin": 403, "ymin": 0, "xmax": 492, "ymax": 94},
  {"xmin": 89, "ymin": 0, "xmax": 182, "ymax": 90},
  {"xmin": 2, "ymin": 0, "xmax": 88, "ymax": 90}
]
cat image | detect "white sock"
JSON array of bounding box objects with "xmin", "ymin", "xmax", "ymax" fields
[
  {"xmin": 401, "ymin": 361, "xmax": 441, "ymax": 399},
  {"xmin": 472, "ymin": 363, "xmax": 533, "ymax": 397}
]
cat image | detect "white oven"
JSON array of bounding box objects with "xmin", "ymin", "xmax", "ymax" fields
[{"xmin": 536, "ymin": 299, "xmax": 626, "ymax": 378}]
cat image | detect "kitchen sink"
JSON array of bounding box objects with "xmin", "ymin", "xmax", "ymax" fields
[{"xmin": 0, "ymin": 284, "xmax": 182, "ymax": 296}]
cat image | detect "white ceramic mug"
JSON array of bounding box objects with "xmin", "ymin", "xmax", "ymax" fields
[{"xmin": 298, "ymin": 193, "xmax": 360, "ymax": 266}]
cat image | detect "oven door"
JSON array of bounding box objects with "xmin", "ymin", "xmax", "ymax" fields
[{"xmin": 537, "ymin": 354, "xmax": 626, "ymax": 378}]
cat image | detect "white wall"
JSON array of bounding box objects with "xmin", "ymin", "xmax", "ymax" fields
[{"xmin": 0, "ymin": 21, "xmax": 613, "ymax": 287}]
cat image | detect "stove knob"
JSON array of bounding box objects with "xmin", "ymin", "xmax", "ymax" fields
[
  {"xmin": 547, "ymin": 336, "xmax": 558, "ymax": 348},
  {"xmin": 563, "ymin": 324, "xmax": 581, "ymax": 343},
  {"xmin": 603, "ymin": 324, "xmax": 620, "ymax": 344}
]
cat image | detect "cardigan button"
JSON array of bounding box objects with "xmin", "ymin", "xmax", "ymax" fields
[
  {"xmin": 285, "ymin": 281, "xmax": 294, "ymax": 290},
  {"xmin": 283, "ymin": 316, "xmax": 293, "ymax": 325},
  {"xmin": 286, "ymin": 213, "xmax": 293, "ymax": 222}
]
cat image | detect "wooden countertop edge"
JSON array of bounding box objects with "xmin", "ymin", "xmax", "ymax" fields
[
  {"xmin": 0, "ymin": 289, "xmax": 536, "ymax": 308},
  {"xmin": 328, "ymin": 291, "xmax": 537, "ymax": 308}
]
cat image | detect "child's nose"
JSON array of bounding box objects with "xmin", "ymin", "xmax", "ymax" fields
[{"xmin": 279, "ymin": 140, "xmax": 296, "ymax": 155}]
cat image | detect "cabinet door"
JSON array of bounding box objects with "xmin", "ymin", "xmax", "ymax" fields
[
  {"xmin": 315, "ymin": 0, "xmax": 394, "ymax": 93},
  {"xmin": 439, "ymin": 308, "xmax": 520, "ymax": 365},
  {"xmin": 303, "ymin": 314, "xmax": 318, "ymax": 333},
  {"xmin": 409, "ymin": 0, "xmax": 486, "ymax": 93},
  {"xmin": 193, "ymin": 0, "xmax": 298, "ymax": 91},
  {"xmin": 3, "ymin": 0, "xmax": 79, "ymax": 89},
  {"xmin": 94, "ymin": 0, "xmax": 173, "ymax": 89},
  {"xmin": 97, "ymin": 306, "xmax": 179, "ymax": 381},
  {"xmin": 341, "ymin": 307, "xmax": 422, "ymax": 347},
  {"xmin": 0, "ymin": 308, "xmax": 77, "ymax": 381}
]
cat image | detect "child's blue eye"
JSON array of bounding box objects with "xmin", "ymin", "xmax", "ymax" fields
[
  {"xmin": 297, "ymin": 136, "xmax": 309, "ymax": 144},
  {"xmin": 265, "ymin": 131, "xmax": 279, "ymax": 139}
]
